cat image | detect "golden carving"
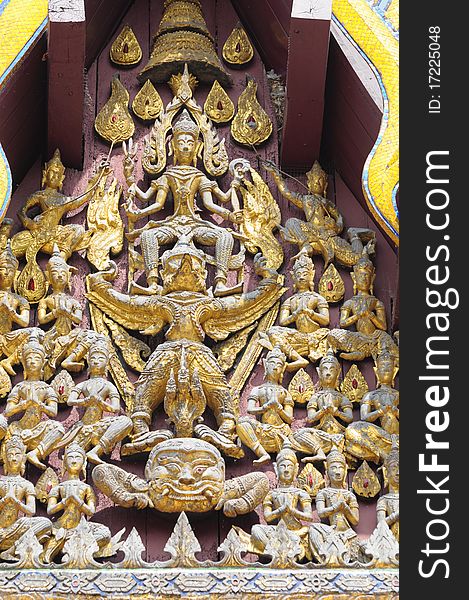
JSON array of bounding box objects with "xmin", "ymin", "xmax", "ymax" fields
[
  {"xmin": 204, "ymin": 80, "xmax": 235, "ymax": 123},
  {"xmin": 352, "ymin": 460, "xmax": 381, "ymax": 498},
  {"xmin": 132, "ymin": 79, "xmax": 163, "ymax": 121},
  {"xmin": 328, "ymin": 256, "xmax": 399, "ymax": 363},
  {"xmin": 86, "ymin": 172, "xmax": 124, "ymax": 271},
  {"xmin": 265, "ymin": 160, "xmax": 376, "ymax": 268},
  {"xmin": 262, "ymin": 254, "xmax": 329, "ymax": 370},
  {"xmin": 222, "ymin": 25, "xmax": 254, "ymax": 65},
  {"xmin": 297, "ymin": 462, "xmax": 325, "ymax": 497},
  {"xmin": 126, "ymin": 108, "xmax": 243, "ymax": 297},
  {"xmin": 95, "ymin": 76, "xmax": 135, "ymax": 144},
  {"xmin": 341, "ymin": 364, "xmax": 369, "ymax": 404},
  {"xmin": 213, "ymin": 322, "xmax": 257, "ymax": 372},
  {"xmin": 43, "ymin": 444, "xmax": 117, "ymax": 562},
  {"xmin": 319, "ymin": 263, "xmax": 345, "ymax": 302},
  {"xmin": 0, "ymin": 435, "xmax": 52, "ymax": 559},
  {"xmin": 231, "ymin": 78, "xmax": 273, "ymax": 146},
  {"xmin": 4, "ymin": 332, "xmax": 67, "ymax": 469},
  {"xmin": 141, "ymin": 65, "xmax": 229, "ymax": 177},
  {"xmin": 309, "ymin": 449, "xmax": 368, "ymax": 566},
  {"xmin": 87, "ymin": 244, "xmax": 284, "ymax": 456},
  {"xmin": 235, "ymin": 442, "xmax": 314, "ymax": 561},
  {"xmin": 109, "ymin": 25, "xmax": 142, "ymax": 66},
  {"xmin": 102, "ymin": 314, "xmax": 150, "ymax": 372},
  {"xmin": 346, "ymin": 351, "xmax": 399, "ymax": 464},
  {"xmin": 288, "ymin": 368, "xmax": 314, "ymax": 406},
  {"xmin": 66, "ymin": 339, "xmax": 133, "ymax": 464},
  {"xmin": 230, "ymin": 158, "xmax": 283, "ymax": 270},
  {"xmin": 237, "ymin": 347, "xmax": 332, "ymax": 464},
  {"xmin": 378, "ymin": 446, "xmax": 399, "ymax": 541},
  {"xmin": 306, "ymin": 351, "xmax": 353, "ymax": 435},
  {"xmin": 139, "ymin": 0, "xmax": 231, "ymax": 86},
  {"xmin": 93, "ymin": 437, "xmax": 269, "ymax": 515},
  {"xmin": 11, "ymin": 150, "xmax": 98, "ymax": 302}
]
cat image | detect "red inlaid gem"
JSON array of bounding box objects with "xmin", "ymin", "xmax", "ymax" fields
[
  {"xmin": 111, "ymin": 115, "xmax": 117, "ymax": 123},
  {"xmin": 28, "ymin": 278, "xmax": 35, "ymax": 291},
  {"xmin": 235, "ymin": 42, "xmax": 241, "ymax": 53},
  {"xmin": 352, "ymin": 378, "xmax": 358, "ymax": 389},
  {"xmin": 363, "ymin": 480, "xmax": 369, "ymax": 488},
  {"xmin": 123, "ymin": 43, "xmax": 129, "ymax": 54},
  {"xmin": 327, "ymin": 281, "xmax": 334, "ymax": 291}
]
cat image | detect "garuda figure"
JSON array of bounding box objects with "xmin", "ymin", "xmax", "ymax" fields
[
  {"xmin": 87, "ymin": 237, "xmax": 285, "ymax": 456},
  {"xmin": 92, "ymin": 438, "xmax": 269, "ymax": 516}
]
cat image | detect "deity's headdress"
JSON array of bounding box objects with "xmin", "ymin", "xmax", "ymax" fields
[
  {"xmin": 325, "ymin": 448, "xmax": 348, "ymax": 487},
  {"xmin": 0, "ymin": 241, "xmax": 19, "ymax": 271},
  {"xmin": 306, "ymin": 160, "xmax": 327, "ymax": 196},
  {"xmin": 352, "ymin": 251, "xmax": 375, "ymax": 294},
  {"xmin": 319, "ymin": 348, "xmax": 340, "ymax": 369},
  {"xmin": 172, "ymin": 109, "xmax": 200, "ymax": 139},
  {"xmin": 42, "ymin": 148, "xmax": 65, "ymax": 188},
  {"xmin": 2, "ymin": 435, "xmax": 27, "ymax": 475},
  {"xmin": 276, "ymin": 439, "xmax": 298, "ymax": 466},
  {"xmin": 21, "ymin": 330, "xmax": 46, "ymax": 363},
  {"xmin": 63, "ymin": 442, "xmax": 87, "ymax": 478}
]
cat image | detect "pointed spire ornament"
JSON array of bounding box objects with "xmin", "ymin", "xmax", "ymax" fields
[
  {"xmin": 231, "ymin": 78, "xmax": 272, "ymax": 146},
  {"xmin": 110, "ymin": 25, "xmax": 142, "ymax": 66},
  {"xmin": 222, "ymin": 24, "xmax": 254, "ymax": 65},
  {"xmin": 139, "ymin": 0, "xmax": 231, "ymax": 86},
  {"xmin": 132, "ymin": 80, "xmax": 163, "ymax": 121},
  {"xmin": 204, "ymin": 80, "xmax": 235, "ymax": 123},
  {"xmin": 95, "ymin": 76, "xmax": 135, "ymax": 144}
]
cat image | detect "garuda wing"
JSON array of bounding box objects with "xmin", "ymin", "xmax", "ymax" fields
[
  {"xmin": 203, "ymin": 277, "xmax": 286, "ymax": 341},
  {"xmin": 86, "ymin": 268, "xmax": 168, "ymax": 334}
]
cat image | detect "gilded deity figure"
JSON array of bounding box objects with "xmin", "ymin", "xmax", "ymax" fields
[
  {"xmin": 237, "ymin": 346, "xmax": 337, "ymax": 464},
  {"xmin": 236, "ymin": 442, "xmax": 314, "ymax": 561},
  {"xmin": 376, "ymin": 446, "xmax": 399, "ymax": 541},
  {"xmin": 66, "ymin": 339, "xmax": 133, "ymax": 464},
  {"xmin": 44, "ymin": 443, "xmax": 114, "ymax": 562},
  {"xmin": 262, "ymin": 253, "xmax": 330, "ymax": 369},
  {"xmin": 0, "ymin": 435, "xmax": 52, "ymax": 557},
  {"xmin": 327, "ymin": 255, "xmax": 399, "ymax": 363},
  {"xmin": 125, "ymin": 109, "xmax": 244, "ymax": 296},
  {"xmin": 87, "ymin": 237, "xmax": 285, "ymax": 455},
  {"xmin": 11, "ymin": 149, "xmax": 98, "ymax": 260},
  {"xmin": 308, "ymin": 449, "xmax": 364, "ymax": 566},
  {"xmin": 4, "ymin": 332, "xmax": 65, "ymax": 469},
  {"xmin": 0, "ymin": 242, "xmax": 38, "ymax": 381},
  {"xmin": 306, "ymin": 350, "xmax": 353, "ymax": 435},
  {"xmin": 265, "ymin": 160, "xmax": 375, "ymax": 268},
  {"xmin": 346, "ymin": 350, "xmax": 399, "ymax": 463}
]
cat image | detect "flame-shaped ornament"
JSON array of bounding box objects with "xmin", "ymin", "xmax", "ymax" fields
[
  {"xmin": 95, "ymin": 76, "xmax": 135, "ymax": 144},
  {"xmin": 222, "ymin": 25, "xmax": 254, "ymax": 65},
  {"xmin": 110, "ymin": 25, "xmax": 142, "ymax": 66},
  {"xmin": 132, "ymin": 79, "xmax": 164, "ymax": 121},
  {"xmin": 204, "ymin": 80, "xmax": 235, "ymax": 123},
  {"xmin": 231, "ymin": 78, "xmax": 272, "ymax": 146}
]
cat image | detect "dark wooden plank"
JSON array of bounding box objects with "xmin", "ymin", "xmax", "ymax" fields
[{"xmin": 48, "ymin": 1, "xmax": 87, "ymax": 169}]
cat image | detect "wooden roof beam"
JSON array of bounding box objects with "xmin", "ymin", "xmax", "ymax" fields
[
  {"xmin": 280, "ymin": 0, "xmax": 331, "ymax": 169},
  {"xmin": 47, "ymin": 0, "xmax": 86, "ymax": 169}
]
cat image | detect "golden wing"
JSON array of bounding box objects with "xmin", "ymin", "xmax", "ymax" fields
[
  {"xmin": 86, "ymin": 274, "xmax": 167, "ymax": 334},
  {"xmin": 204, "ymin": 279, "xmax": 286, "ymax": 341},
  {"xmin": 240, "ymin": 168, "xmax": 283, "ymax": 270},
  {"xmin": 87, "ymin": 174, "xmax": 124, "ymax": 271}
]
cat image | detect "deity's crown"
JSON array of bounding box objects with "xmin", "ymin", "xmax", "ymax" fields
[
  {"xmin": 276, "ymin": 439, "xmax": 298, "ymax": 465},
  {"xmin": 88, "ymin": 335, "xmax": 110, "ymax": 359},
  {"xmin": 385, "ymin": 447, "xmax": 399, "ymax": 470},
  {"xmin": 45, "ymin": 148, "xmax": 65, "ymax": 173},
  {"xmin": 292, "ymin": 251, "xmax": 314, "ymax": 273},
  {"xmin": 354, "ymin": 251, "xmax": 374, "ymax": 274},
  {"xmin": 306, "ymin": 160, "xmax": 327, "ymax": 183},
  {"xmin": 319, "ymin": 348, "xmax": 339, "ymax": 368},
  {"xmin": 172, "ymin": 109, "xmax": 200, "ymax": 138},
  {"xmin": 22, "ymin": 330, "xmax": 46, "ymax": 360},
  {"xmin": 64, "ymin": 442, "xmax": 87, "ymax": 460},
  {"xmin": 376, "ymin": 349, "xmax": 395, "ymax": 365},
  {"xmin": 161, "ymin": 234, "xmax": 206, "ymax": 266},
  {"xmin": 0, "ymin": 241, "xmax": 19, "ymax": 270},
  {"xmin": 47, "ymin": 244, "xmax": 70, "ymax": 272},
  {"xmin": 265, "ymin": 345, "xmax": 286, "ymax": 364},
  {"xmin": 326, "ymin": 448, "xmax": 347, "ymax": 468},
  {"xmin": 4, "ymin": 434, "xmax": 26, "ymax": 454}
]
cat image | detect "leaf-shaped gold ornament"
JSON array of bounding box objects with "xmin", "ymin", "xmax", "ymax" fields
[
  {"xmin": 231, "ymin": 78, "xmax": 272, "ymax": 146},
  {"xmin": 204, "ymin": 80, "xmax": 235, "ymax": 123},
  {"xmin": 288, "ymin": 368, "xmax": 315, "ymax": 405},
  {"xmin": 352, "ymin": 460, "xmax": 381, "ymax": 498},
  {"xmin": 297, "ymin": 463, "xmax": 325, "ymax": 498},
  {"xmin": 15, "ymin": 254, "xmax": 47, "ymax": 303},
  {"xmin": 341, "ymin": 364, "xmax": 369, "ymax": 403},
  {"xmin": 319, "ymin": 263, "xmax": 345, "ymax": 303},
  {"xmin": 35, "ymin": 468, "xmax": 60, "ymax": 503},
  {"xmin": 95, "ymin": 76, "xmax": 135, "ymax": 144},
  {"xmin": 110, "ymin": 25, "xmax": 142, "ymax": 66},
  {"xmin": 132, "ymin": 80, "xmax": 163, "ymax": 121},
  {"xmin": 50, "ymin": 369, "xmax": 75, "ymax": 404},
  {"xmin": 222, "ymin": 25, "xmax": 254, "ymax": 65}
]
